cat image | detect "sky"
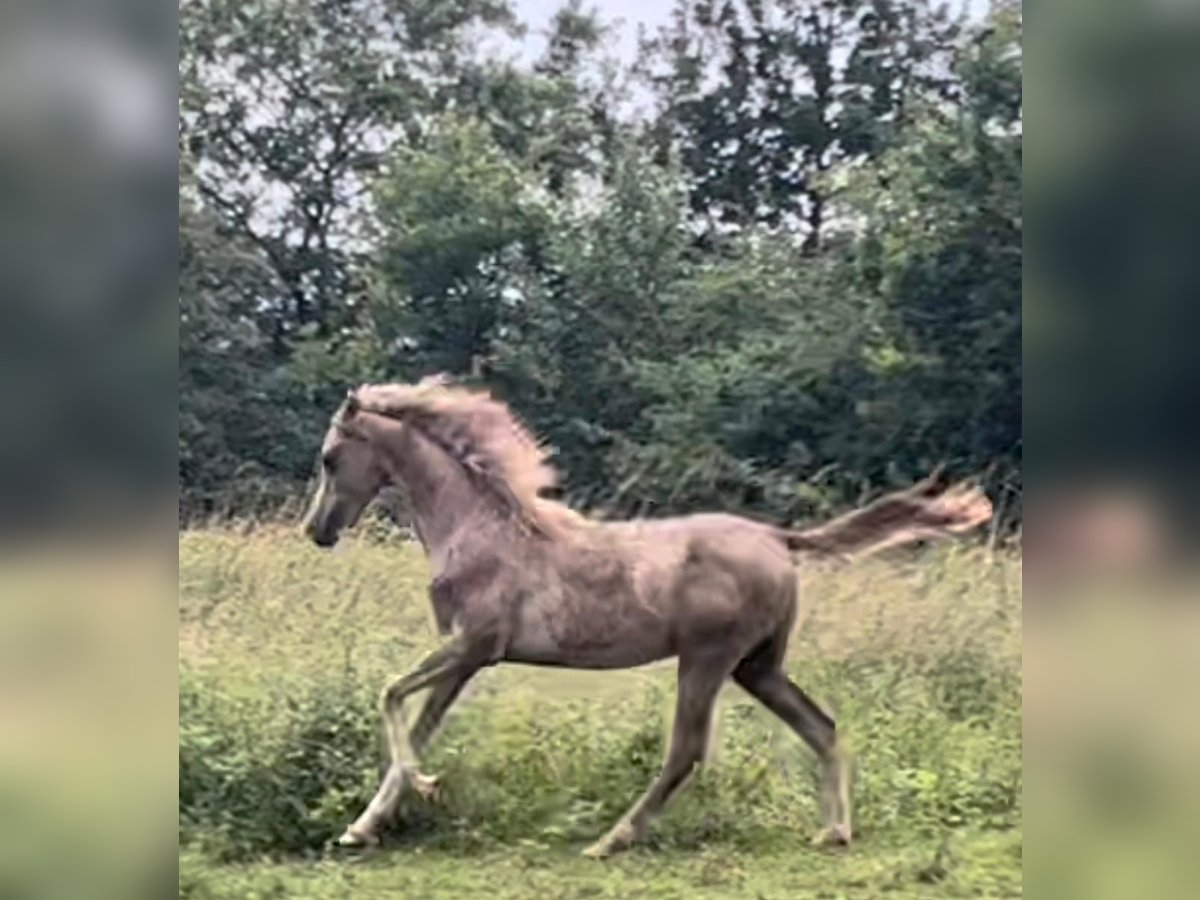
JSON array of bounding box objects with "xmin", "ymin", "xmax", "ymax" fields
[
  {"xmin": 487, "ymin": 0, "xmax": 996, "ymax": 122},
  {"xmin": 508, "ymin": 0, "xmax": 995, "ymax": 65},
  {"xmin": 511, "ymin": 0, "xmax": 682, "ymax": 64}
]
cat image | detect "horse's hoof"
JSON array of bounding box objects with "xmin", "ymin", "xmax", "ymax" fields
[
  {"xmin": 410, "ymin": 771, "xmax": 440, "ymax": 802},
  {"xmin": 335, "ymin": 827, "xmax": 380, "ymax": 850},
  {"xmin": 581, "ymin": 840, "xmax": 615, "ymax": 860},
  {"xmin": 582, "ymin": 822, "xmax": 635, "ymax": 860},
  {"xmin": 810, "ymin": 824, "xmax": 852, "ymax": 848}
]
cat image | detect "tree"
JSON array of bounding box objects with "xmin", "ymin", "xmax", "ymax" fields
[
  {"xmin": 640, "ymin": 0, "xmax": 960, "ymax": 249},
  {"xmin": 841, "ymin": 3, "xmax": 1021, "ymax": 509},
  {"xmin": 605, "ymin": 229, "xmax": 881, "ymax": 519},
  {"xmin": 177, "ymin": 0, "xmax": 1022, "ymax": 526},
  {"xmin": 179, "ymin": 159, "xmax": 314, "ymax": 514},
  {"xmin": 368, "ymin": 115, "xmax": 549, "ymax": 377},
  {"xmin": 179, "ymin": 0, "xmax": 516, "ymax": 352},
  {"xmin": 451, "ymin": 0, "xmax": 625, "ymax": 197},
  {"xmin": 488, "ymin": 143, "xmax": 693, "ymax": 501}
]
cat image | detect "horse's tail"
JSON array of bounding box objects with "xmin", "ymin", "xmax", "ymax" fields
[{"xmin": 774, "ymin": 471, "xmax": 993, "ymax": 563}]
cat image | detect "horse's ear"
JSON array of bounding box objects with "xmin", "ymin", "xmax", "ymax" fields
[{"xmin": 345, "ymin": 388, "xmax": 360, "ymax": 415}]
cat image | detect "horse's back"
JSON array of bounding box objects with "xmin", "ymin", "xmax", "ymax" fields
[{"xmin": 591, "ymin": 509, "xmax": 797, "ymax": 615}]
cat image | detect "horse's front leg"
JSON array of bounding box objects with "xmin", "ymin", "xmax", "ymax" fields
[{"xmin": 338, "ymin": 637, "xmax": 473, "ymax": 847}]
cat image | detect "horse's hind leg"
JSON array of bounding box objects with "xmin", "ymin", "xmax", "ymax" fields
[
  {"xmin": 582, "ymin": 651, "xmax": 736, "ymax": 859},
  {"xmin": 733, "ymin": 640, "xmax": 852, "ymax": 847}
]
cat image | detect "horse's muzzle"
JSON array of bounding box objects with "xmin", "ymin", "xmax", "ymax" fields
[{"xmin": 306, "ymin": 520, "xmax": 338, "ymax": 548}]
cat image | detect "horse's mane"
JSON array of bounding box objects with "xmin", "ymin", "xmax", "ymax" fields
[{"xmin": 353, "ymin": 377, "xmax": 587, "ymax": 537}]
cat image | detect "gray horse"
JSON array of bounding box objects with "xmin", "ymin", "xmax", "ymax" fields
[{"xmin": 301, "ymin": 378, "xmax": 992, "ymax": 857}]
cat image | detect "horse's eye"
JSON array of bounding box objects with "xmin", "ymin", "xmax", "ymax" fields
[{"xmin": 322, "ymin": 452, "xmax": 337, "ymax": 473}]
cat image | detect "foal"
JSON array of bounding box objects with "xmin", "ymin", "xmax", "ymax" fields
[{"xmin": 301, "ymin": 379, "xmax": 992, "ymax": 857}]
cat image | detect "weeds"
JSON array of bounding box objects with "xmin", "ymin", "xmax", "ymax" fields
[{"xmin": 178, "ymin": 527, "xmax": 1020, "ymax": 894}]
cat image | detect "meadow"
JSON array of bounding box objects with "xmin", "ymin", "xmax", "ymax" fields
[{"xmin": 179, "ymin": 524, "xmax": 1021, "ymax": 899}]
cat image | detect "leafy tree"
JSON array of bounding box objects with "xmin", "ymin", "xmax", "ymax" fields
[
  {"xmin": 451, "ymin": 0, "xmax": 626, "ymax": 197},
  {"xmin": 177, "ymin": 0, "xmax": 1022, "ymax": 527},
  {"xmin": 368, "ymin": 115, "xmax": 550, "ymax": 377},
  {"xmin": 611, "ymin": 232, "xmax": 882, "ymax": 519},
  {"xmin": 841, "ymin": 3, "xmax": 1021, "ymax": 510},
  {"xmin": 640, "ymin": 0, "xmax": 960, "ymax": 249},
  {"xmin": 488, "ymin": 143, "xmax": 693, "ymax": 500},
  {"xmin": 180, "ymin": 160, "xmax": 314, "ymax": 515},
  {"xmin": 179, "ymin": 0, "xmax": 516, "ymax": 351}
]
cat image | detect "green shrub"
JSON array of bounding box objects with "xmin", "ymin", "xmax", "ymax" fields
[{"xmin": 179, "ymin": 533, "xmax": 1021, "ymax": 862}]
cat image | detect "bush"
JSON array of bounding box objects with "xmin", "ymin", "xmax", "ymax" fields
[
  {"xmin": 179, "ymin": 658, "xmax": 1020, "ymax": 861},
  {"xmin": 179, "ymin": 533, "xmax": 1021, "ymax": 862}
]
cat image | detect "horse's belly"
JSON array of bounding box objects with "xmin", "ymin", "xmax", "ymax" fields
[
  {"xmin": 506, "ymin": 599, "xmax": 674, "ymax": 669},
  {"xmin": 505, "ymin": 639, "xmax": 673, "ymax": 670}
]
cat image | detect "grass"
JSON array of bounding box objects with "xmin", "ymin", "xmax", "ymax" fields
[{"xmin": 179, "ymin": 524, "xmax": 1021, "ymax": 898}]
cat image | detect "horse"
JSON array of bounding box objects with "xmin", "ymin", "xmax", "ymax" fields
[{"xmin": 300, "ymin": 377, "xmax": 993, "ymax": 858}]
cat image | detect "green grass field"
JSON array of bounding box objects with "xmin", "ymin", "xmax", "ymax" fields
[{"xmin": 179, "ymin": 526, "xmax": 1021, "ymax": 899}]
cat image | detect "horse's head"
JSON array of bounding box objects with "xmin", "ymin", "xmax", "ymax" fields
[{"xmin": 301, "ymin": 388, "xmax": 393, "ymax": 548}]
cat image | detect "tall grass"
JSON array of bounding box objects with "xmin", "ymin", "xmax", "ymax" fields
[{"xmin": 179, "ymin": 525, "xmax": 1020, "ymax": 864}]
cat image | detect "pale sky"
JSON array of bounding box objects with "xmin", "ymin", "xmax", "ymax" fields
[
  {"xmin": 509, "ymin": 0, "xmax": 994, "ymax": 64},
  {"xmin": 512, "ymin": 0, "xmax": 681, "ymax": 64},
  {"xmin": 487, "ymin": 0, "xmax": 995, "ymax": 122}
]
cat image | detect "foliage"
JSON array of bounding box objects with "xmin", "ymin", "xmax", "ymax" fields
[
  {"xmin": 179, "ymin": 528, "xmax": 1020, "ymax": 893},
  {"xmin": 638, "ymin": 0, "xmax": 961, "ymax": 247},
  {"xmin": 179, "ymin": 0, "xmax": 517, "ymax": 347},
  {"xmin": 369, "ymin": 114, "xmax": 551, "ymax": 376},
  {"xmin": 178, "ymin": 0, "xmax": 1021, "ymax": 528},
  {"xmin": 179, "ymin": 169, "xmax": 316, "ymax": 514},
  {"xmin": 487, "ymin": 142, "xmax": 694, "ymax": 498},
  {"xmin": 842, "ymin": 6, "xmax": 1023, "ymax": 508},
  {"xmin": 614, "ymin": 236, "xmax": 882, "ymax": 518}
]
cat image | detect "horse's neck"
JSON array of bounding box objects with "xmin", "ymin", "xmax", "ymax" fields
[{"xmin": 387, "ymin": 427, "xmax": 486, "ymax": 565}]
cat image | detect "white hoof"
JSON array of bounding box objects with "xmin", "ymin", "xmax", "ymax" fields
[
  {"xmin": 582, "ymin": 821, "xmax": 636, "ymax": 859},
  {"xmin": 409, "ymin": 771, "xmax": 440, "ymax": 801},
  {"xmin": 810, "ymin": 823, "xmax": 852, "ymax": 848},
  {"xmin": 336, "ymin": 826, "xmax": 380, "ymax": 849}
]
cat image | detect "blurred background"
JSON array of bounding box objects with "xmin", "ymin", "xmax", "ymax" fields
[
  {"xmin": 1, "ymin": 2, "xmax": 178, "ymax": 900},
  {"xmin": 1024, "ymin": 2, "xmax": 1200, "ymax": 898},
  {"xmin": 1, "ymin": 0, "xmax": 1198, "ymax": 896}
]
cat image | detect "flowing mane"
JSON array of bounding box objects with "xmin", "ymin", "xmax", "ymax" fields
[{"xmin": 353, "ymin": 378, "xmax": 586, "ymax": 536}]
